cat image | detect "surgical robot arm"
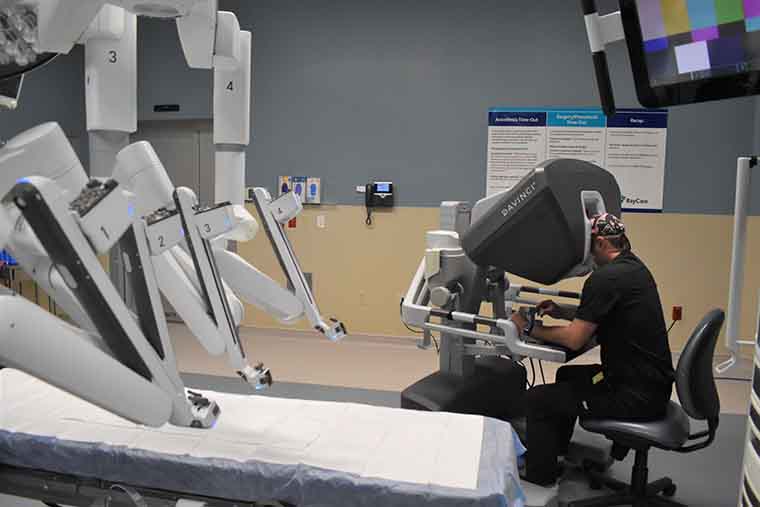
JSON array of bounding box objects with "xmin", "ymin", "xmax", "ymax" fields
[
  {"xmin": 205, "ymin": 10, "xmax": 347, "ymax": 340},
  {"xmin": 0, "ymin": 288, "xmax": 174, "ymax": 427},
  {"xmin": 0, "ymin": 121, "xmax": 225, "ymax": 428},
  {"xmin": 6, "ymin": 0, "xmax": 346, "ymax": 366},
  {"xmin": 250, "ymin": 188, "xmax": 347, "ymax": 341},
  {"xmin": 6, "ymin": 0, "xmax": 346, "ymax": 340},
  {"xmin": 83, "ymin": 0, "xmax": 318, "ymax": 334},
  {"xmin": 191, "ymin": 1, "xmax": 347, "ymax": 341},
  {"xmin": 0, "ymin": 168, "xmax": 220, "ymax": 428},
  {"xmin": 13, "ymin": 0, "xmax": 228, "ymax": 67},
  {"xmin": 112, "ymin": 141, "xmax": 295, "ymax": 389},
  {"xmin": 0, "ymin": 123, "xmax": 97, "ymax": 333},
  {"xmin": 2, "ymin": 0, "xmax": 242, "ymax": 172}
]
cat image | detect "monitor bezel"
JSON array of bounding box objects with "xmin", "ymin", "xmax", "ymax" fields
[{"xmin": 620, "ymin": 0, "xmax": 760, "ymax": 107}]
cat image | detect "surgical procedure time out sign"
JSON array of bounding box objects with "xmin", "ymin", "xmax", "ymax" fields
[{"xmin": 486, "ymin": 108, "xmax": 669, "ymax": 212}]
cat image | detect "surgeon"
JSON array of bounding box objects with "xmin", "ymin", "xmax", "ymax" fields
[{"xmin": 510, "ymin": 213, "xmax": 675, "ymax": 486}]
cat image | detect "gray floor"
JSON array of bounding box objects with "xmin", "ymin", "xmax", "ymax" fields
[
  {"xmin": 0, "ymin": 374, "xmax": 747, "ymax": 507},
  {"xmin": 183, "ymin": 372, "xmax": 402, "ymax": 406},
  {"xmin": 615, "ymin": 416, "xmax": 744, "ymax": 507},
  {"xmin": 557, "ymin": 415, "xmax": 746, "ymax": 507}
]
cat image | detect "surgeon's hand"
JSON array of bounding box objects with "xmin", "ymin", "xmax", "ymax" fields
[
  {"xmin": 537, "ymin": 300, "xmax": 563, "ymax": 319},
  {"xmin": 510, "ymin": 310, "xmax": 528, "ymax": 331}
]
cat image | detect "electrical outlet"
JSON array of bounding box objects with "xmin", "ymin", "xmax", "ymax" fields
[
  {"xmin": 672, "ymin": 306, "xmax": 683, "ymax": 321},
  {"xmin": 356, "ymin": 185, "xmax": 366, "ymax": 193}
]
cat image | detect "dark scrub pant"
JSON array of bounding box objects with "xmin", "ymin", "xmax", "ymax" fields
[{"xmin": 523, "ymin": 364, "xmax": 662, "ymax": 486}]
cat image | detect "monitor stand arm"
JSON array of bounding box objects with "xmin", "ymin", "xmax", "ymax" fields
[{"xmin": 581, "ymin": 0, "xmax": 624, "ymax": 117}]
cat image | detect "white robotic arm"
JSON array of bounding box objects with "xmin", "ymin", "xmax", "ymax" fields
[
  {"xmin": 172, "ymin": 185, "xmax": 275, "ymax": 388},
  {"xmin": 112, "ymin": 140, "xmax": 303, "ymax": 320},
  {"xmin": 0, "ymin": 126, "xmax": 157, "ymax": 411},
  {"xmin": 0, "ymin": 123, "xmax": 96, "ymax": 332},
  {"xmin": 4, "ymin": 0, "xmax": 346, "ymax": 382},
  {"xmin": 0, "ymin": 288, "xmax": 174, "ymax": 427},
  {"xmin": 0, "ymin": 169, "xmax": 221, "ymax": 428},
  {"xmin": 0, "ymin": 122, "xmax": 226, "ymax": 428},
  {"xmin": 2, "ymin": 0, "xmax": 235, "ymax": 67},
  {"xmin": 6, "ymin": 0, "xmax": 204, "ymax": 55},
  {"xmin": 205, "ymin": 14, "xmax": 342, "ymax": 332},
  {"xmin": 5, "ymin": 0, "xmax": 341, "ymax": 337},
  {"xmin": 112, "ymin": 141, "xmax": 286, "ymax": 389},
  {"xmin": 252, "ymin": 188, "xmax": 347, "ymax": 341},
  {"xmin": 212, "ymin": 247, "xmax": 304, "ymax": 324},
  {"xmin": 167, "ymin": 244, "xmax": 246, "ymax": 328}
]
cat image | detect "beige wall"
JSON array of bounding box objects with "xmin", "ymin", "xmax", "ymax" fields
[
  {"xmin": 240, "ymin": 204, "xmax": 760, "ymax": 355},
  {"xmin": 10, "ymin": 204, "xmax": 753, "ymax": 356},
  {"xmin": 238, "ymin": 205, "xmax": 439, "ymax": 337}
]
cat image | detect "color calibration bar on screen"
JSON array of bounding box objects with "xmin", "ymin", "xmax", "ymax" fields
[{"xmin": 637, "ymin": 0, "xmax": 760, "ymax": 80}]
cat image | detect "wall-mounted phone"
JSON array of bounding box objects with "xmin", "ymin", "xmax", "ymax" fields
[{"xmin": 365, "ymin": 181, "xmax": 394, "ymax": 225}]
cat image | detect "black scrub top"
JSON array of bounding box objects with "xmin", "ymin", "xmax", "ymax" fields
[{"xmin": 575, "ymin": 250, "xmax": 675, "ymax": 404}]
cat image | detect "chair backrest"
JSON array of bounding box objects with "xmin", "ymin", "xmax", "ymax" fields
[{"xmin": 675, "ymin": 309, "xmax": 725, "ymax": 422}]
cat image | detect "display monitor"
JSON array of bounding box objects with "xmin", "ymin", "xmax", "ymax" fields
[{"xmin": 621, "ymin": 0, "xmax": 760, "ymax": 106}]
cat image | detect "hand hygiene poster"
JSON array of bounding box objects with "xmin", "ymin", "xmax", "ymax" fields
[{"xmin": 486, "ymin": 108, "xmax": 668, "ymax": 211}]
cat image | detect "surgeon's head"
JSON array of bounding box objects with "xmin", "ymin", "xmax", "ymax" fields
[{"xmin": 590, "ymin": 213, "xmax": 630, "ymax": 266}]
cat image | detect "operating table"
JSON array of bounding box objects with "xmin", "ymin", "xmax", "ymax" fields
[{"xmin": 0, "ymin": 368, "xmax": 526, "ymax": 507}]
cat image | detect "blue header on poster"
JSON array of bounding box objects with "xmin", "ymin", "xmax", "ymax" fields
[
  {"xmin": 547, "ymin": 110, "xmax": 606, "ymax": 128},
  {"xmin": 489, "ymin": 108, "xmax": 668, "ymax": 129},
  {"xmin": 607, "ymin": 110, "xmax": 668, "ymax": 129},
  {"xmin": 488, "ymin": 111, "xmax": 546, "ymax": 127}
]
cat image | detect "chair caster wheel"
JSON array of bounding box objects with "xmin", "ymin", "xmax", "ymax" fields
[{"xmin": 663, "ymin": 484, "xmax": 677, "ymax": 497}]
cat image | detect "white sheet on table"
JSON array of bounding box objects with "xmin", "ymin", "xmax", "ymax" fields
[{"xmin": 0, "ymin": 369, "xmax": 485, "ymax": 490}]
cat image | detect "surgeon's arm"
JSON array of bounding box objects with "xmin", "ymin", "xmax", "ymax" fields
[
  {"xmin": 531, "ymin": 272, "xmax": 614, "ymax": 351},
  {"xmin": 531, "ymin": 319, "xmax": 597, "ymax": 351},
  {"xmin": 510, "ymin": 311, "xmax": 596, "ymax": 352}
]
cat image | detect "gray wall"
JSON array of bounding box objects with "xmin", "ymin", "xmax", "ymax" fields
[
  {"xmin": 2, "ymin": 0, "xmax": 758, "ymax": 213},
  {"xmin": 227, "ymin": 0, "xmax": 760, "ymax": 213}
]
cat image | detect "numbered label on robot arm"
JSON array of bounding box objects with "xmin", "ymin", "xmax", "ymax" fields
[{"xmin": 146, "ymin": 210, "xmax": 183, "ymax": 256}]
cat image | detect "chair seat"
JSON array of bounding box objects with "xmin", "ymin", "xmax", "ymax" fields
[{"xmin": 579, "ymin": 401, "xmax": 690, "ymax": 451}]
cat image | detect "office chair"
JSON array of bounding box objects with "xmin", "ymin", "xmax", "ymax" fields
[{"xmin": 567, "ymin": 309, "xmax": 724, "ymax": 507}]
